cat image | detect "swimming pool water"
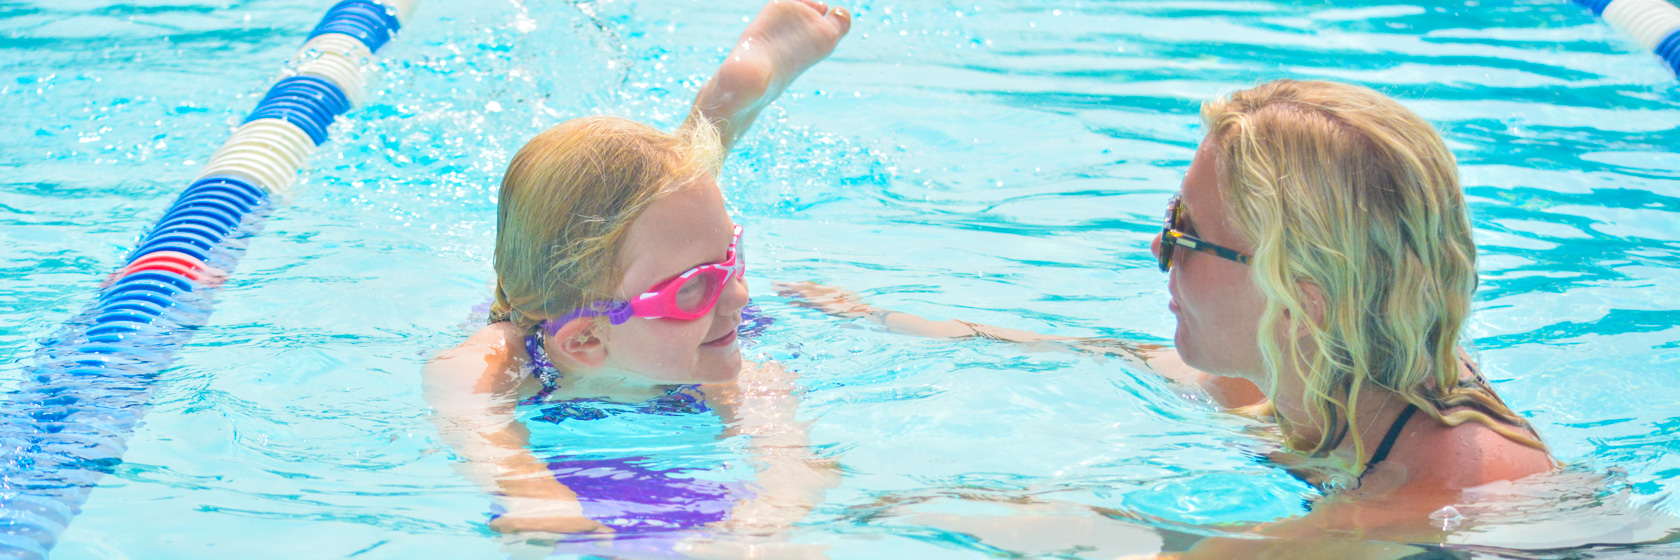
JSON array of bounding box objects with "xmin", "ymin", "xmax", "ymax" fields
[{"xmin": 3, "ymin": 0, "xmax": 1680, "ymax": 557}]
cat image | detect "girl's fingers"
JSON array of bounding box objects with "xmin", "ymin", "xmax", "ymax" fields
[
  {"xmin": 786, "ymin": 0, "xmax": 828, "ymax": 15},
  {"xmin": 828, "ymin": 6, "xmax": 852, "ymax": 34}
]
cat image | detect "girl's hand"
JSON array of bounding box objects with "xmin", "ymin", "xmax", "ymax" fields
[
  {"xmin": 774, "ymin": 280, "xmax": 874, "ymax": 318},
  {"xmin": 490, "ymin": 496, "xmax": 613, "ymax": 534},
  {"xmin": 710, "ymin": 0, "xmax": 852, "ymax": 117},
  {"xmin": 737, "ymin": 0, "xmax": 852, "ymax": 91},
  {"xmin": 488, "ymin": 513, "xmax": 613, "ymax": 535},
  {"xmin": 690, "ymin": 0, "xmax": 852, "ymax": 151},
  {"xmin": 677, "ymin": 537, "xmax": 830, "ymax": 560}
]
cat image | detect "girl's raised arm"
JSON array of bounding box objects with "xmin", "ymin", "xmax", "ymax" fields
[{"xmin": 683, "ymin": 0, "xmax": 851, "ymax": 155}]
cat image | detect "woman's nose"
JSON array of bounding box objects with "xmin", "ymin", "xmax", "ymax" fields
[{"xmin": 1150, "ymin": 232, "xmax": 1164, "ymax": 261}]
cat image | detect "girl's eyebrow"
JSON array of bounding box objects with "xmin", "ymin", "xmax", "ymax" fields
[{"xmin": 673, "ymin": 230, "xmax": 734, "ymax": 273}]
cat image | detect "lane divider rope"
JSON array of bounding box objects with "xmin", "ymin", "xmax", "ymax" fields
[
  {"xmin": 1573, "ymin": 0, "xmax": 1680, "ymax": 77},
  {"xmin": 0, "ymin": 2, "xmax": 416, "ymax": 557}
]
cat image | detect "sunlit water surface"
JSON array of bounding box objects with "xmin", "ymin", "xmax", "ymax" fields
[{"xmin": 3, "ymin": 0, "xmax": 1680, "ymax": 557}]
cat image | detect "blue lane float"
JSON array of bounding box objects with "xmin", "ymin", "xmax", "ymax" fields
[
  {"xmin": 1573, "ymin": 0, "xmax": 1680, "ymax": 78},
  {"xmin": 1659, "ymin": 27, "xmax": 1680, "ymax": 74},
  {"xmin": 0, "ymin": 2, "xmax": 417, "ymax": 558},
  {"xmin": 309, "ymin": 0, "xmax": 404, "ymax": 52}
]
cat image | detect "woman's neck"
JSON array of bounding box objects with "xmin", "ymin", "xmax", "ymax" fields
[{"xmin": 1269, "ymin": 365, "xmax": 1413, "ymax": 467}]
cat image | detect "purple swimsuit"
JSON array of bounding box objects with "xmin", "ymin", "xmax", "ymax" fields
[{"xmin": 500, "ymin": 304, "xmax": 772, "ymax": 537}]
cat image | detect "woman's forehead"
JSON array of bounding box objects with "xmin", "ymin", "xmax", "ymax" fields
[
  {"xmin": 1181, "ymin": 136, "xmax": 1222, "ymax": 217},
  {"xmin": 1180, "ymin": 134, "xmax": 1252, "ymax": 253}
]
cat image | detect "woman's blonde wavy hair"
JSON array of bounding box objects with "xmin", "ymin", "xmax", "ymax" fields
[
  {"xmin": 489, "ymin": 116, "xmax": 721, "ymax": 332},
  {"xmin": 1201, "ymin": 80, "xmax": 1544, "ymax": 479}
]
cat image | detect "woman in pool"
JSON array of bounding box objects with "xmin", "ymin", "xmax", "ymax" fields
[
  {"xmin": 422, "ymin": 0, "xmax": 849, "ymax": 544},
  {"xmin": 785, "ymin": 79, "xmax": 1553, "ymax": 555}
]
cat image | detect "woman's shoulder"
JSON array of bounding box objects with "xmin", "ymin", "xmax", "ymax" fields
[
  {"xmin": 1384, "ymin": 412, "xmax": 1552, "ymax": 494},
  {"xmin": 1437, "ymin": 357, "xmax": 1552, "ymax": 484}
]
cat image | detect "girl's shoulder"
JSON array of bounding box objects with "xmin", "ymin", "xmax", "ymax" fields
[
  {"xmin": 451, "ymin": 322, "xmax": 526, "ymax": 362},
  {"xmin": 423, "ymin": 322, "xmax": 533, "ymax": 395}
]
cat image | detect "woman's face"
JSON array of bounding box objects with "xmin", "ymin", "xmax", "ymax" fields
[
  {"xmin": 598, "ymin": 176, "xmax": 747, "ymax": 384},
  {"xmin": 1153, "ymin": 134, "xmax": 1269, "ymax": 382}
]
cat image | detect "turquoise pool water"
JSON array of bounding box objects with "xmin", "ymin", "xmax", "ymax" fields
[{"xmin": 3, "ymin": 0, "xmax": 1680, "ymax": 557}]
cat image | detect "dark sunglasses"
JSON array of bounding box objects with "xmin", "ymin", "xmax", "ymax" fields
[{"xmin": 1157, "ymin": 194, "xmax": 1252, "ymax": 273}]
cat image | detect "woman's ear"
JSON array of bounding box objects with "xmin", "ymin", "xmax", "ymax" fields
[
  {"xmin": 547, "ymin": 318, "xmax": 608, "ymax": 369},
  {"xmin": 1296, "ymin": 280, "xmax": 1328, "ymax": 329},
  {"xmin": 1279, "ymin": 280, "xmax": 1329, "ymax": 334}
]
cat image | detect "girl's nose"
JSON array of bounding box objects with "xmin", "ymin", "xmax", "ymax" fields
[
  {"xmin": 1150, "ymin": 232, "xmax": 1164, "ymax": 261},
  {"xmin": 718, "ymin": 272, "xmax": 749, "ymax": 316}
]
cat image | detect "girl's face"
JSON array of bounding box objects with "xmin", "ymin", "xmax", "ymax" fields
[
  {"xmin": 597, "ymin": 176, "xmax": 747, "ymax": 384},
  {"xmin": 1153, "ymin": 134, "xmax": 1269, "ymax": 382}
]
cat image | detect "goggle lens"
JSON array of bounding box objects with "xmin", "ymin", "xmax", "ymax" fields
[{"xmin": 675, "ymin": 271, "xmax": 721, "ymax": 313}]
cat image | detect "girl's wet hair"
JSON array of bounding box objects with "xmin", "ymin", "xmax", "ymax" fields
[
  {"xmin": 1202, "ymin": 79, "xmax": 1543, "ymax": 477},
  {"xmin": 490, "ymin": 116, "xmax": 721, "ymax": 332}
]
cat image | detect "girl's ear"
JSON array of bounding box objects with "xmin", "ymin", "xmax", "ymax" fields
[{"xmin": 547, "ymin": 318, "xmax": 608, "ymax": 369}]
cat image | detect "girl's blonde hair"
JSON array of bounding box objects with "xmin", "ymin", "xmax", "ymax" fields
[
  {"xmin": 489, "ymin": 116, "xmax": 721, "ymax": 332},
  {"xmin": 1201, "ymin": 80, "xmax": 1544, "ymax": 479}
]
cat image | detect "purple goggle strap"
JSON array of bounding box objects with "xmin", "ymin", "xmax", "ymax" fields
[{"xmin": 541, "ymin": 300, "xmax": 635, "ymax": 336}]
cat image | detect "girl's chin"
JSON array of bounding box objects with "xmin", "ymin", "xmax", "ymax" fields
[
  {"xmin": 697, "ymin": 353, "xmax": 743, "ymax": 382},
  {"xmin": 645, "ymin": 355, "xmax": 741, "ymax": 385}
]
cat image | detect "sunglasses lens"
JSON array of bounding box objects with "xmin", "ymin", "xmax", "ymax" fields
[
  {"xmin": 1158, "ymin": 234, "xmax": 1172, "ymax": 272},
  {"xmin": 1159, "ymin": 198, "xmax": 1180, "ymax": 272}
]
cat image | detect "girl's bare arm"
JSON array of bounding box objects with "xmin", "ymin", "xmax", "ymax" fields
[
  {"xmin": 422, "ymin": 324, "xmax": 609, "ymax": 534},
  {"xmin": 705, "ymin": 360, "xmax": 841, "ymax": 533},
  {"xmin": 683, "ymin": 0, "xmax": 852, "ymax": 154}
]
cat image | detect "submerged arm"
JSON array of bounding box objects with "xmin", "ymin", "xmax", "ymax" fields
[
  {"xmin": 774, "ymin": 280, "xmax": 1266, "ymax": 408},
  {"xmin": 706, "ymin": 361, "xmax": 840, "ymax": 533},
  {"xmin": 422, "ymin": 326, "xmax": 608, "ymax": 535}
]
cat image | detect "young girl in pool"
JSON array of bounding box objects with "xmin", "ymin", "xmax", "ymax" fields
[
  {"xmin": 422, "ymin": 0, "xmax": 850, "ymax": 542},
  {"xmin": 784, "ymin": 79, "xmax": 1554, "ymax": 557}
]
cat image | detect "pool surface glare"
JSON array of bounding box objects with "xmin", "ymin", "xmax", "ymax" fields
[{"xmin": 2, "ymin": 0, "xmax": 1680, "ymax": 558}]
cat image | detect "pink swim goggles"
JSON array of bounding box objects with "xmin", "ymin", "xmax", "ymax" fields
[{"xmin": 542, "ymin": 225, "xmax": 744, "ymax": 335}]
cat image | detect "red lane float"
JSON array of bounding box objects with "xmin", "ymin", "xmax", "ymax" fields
[{"xmin": 104, "ymin": 251, "xmax": 227, "ymax": 288}]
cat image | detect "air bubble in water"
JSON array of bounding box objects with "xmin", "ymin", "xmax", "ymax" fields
[{"xmin": 1429, "ymin": 505, "xmax": 1463, "ymax": 531}]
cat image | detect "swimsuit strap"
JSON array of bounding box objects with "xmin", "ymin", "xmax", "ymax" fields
[
  {"xmin": 1361, "ymin": 357, "xmax": 1477, "ymax": 478},
  {"xmin": 1364, "ymin": 402, "xmax": 1419, "ymax": 475},
  {"xmin": 523, "ymin": 331, "xmax": 562, "ymax": 398}
]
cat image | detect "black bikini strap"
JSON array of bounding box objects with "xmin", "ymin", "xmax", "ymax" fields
[{"xmin": 1366, "ymin": 402, "xmax": 1419, "ymax": 472}]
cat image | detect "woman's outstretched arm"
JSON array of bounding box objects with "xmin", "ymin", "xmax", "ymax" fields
[
  {"xmin": 422, "ymin": 323, "xmax": 609, "ymax": 535},
  {"xmin": 774, "ymin": 280, "xmax": 1266, "ymax": 408},
  {"xmin": 683, "ymin": 0, "xmax": 852, "ymax": 155}
]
